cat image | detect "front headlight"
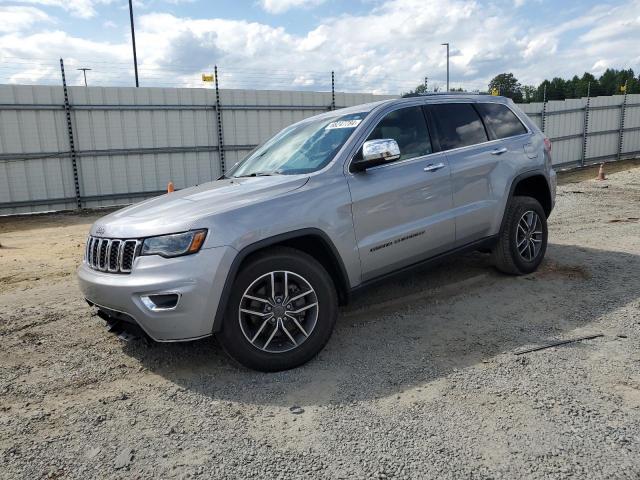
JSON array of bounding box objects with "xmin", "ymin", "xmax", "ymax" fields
[{"xmin": 141, "ymin": 229, "xmax": 207, "ymax": 258}]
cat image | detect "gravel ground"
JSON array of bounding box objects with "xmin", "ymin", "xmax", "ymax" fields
[{"xmin": 1, "ymin": 165, "xmax": 639, "ymax": 479}]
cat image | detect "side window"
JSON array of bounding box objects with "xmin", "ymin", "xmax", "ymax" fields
[
  {"xmin": 476, "ymin": 103, "xmax": 527, "ymax": 139},
  {"xmin": 428, "ymin": 103, "xmax": 488, "ymax": 151},
  {"xmin": 366, "ymin": 106, "xmax": 432, "ymax": 161}
]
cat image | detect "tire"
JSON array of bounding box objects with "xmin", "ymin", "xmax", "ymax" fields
[
  {"xmin": 492, "ymin": 196, "xmax": 548, "ymax": 275},
  {"xmin": 218, "ymin": 246, "xmax": 338, "ymax": 372}
]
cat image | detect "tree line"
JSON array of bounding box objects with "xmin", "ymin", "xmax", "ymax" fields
[
  {"xmin": 489, "ymin": 69, "xmax": 640, "ymax": 103},
  {"xmin": 405, "ymin": 68, "xmax": 640, "ymax": 103}
]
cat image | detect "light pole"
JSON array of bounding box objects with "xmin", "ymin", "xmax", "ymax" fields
[
  {"xmin": 128, "ymin": 0, "xmax": 139, "ymax": 87},
  {"xmin": 77, "ymin": 68, "xmax": 91, "ymax": 87},
  {"xmin": 441, "ymin": 43, "xmax": 449, "ymax": 92}
]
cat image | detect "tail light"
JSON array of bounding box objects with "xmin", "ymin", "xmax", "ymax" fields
[{"xmin": 543, "ymin": 137, "xmax": 552, "ymax": 169}]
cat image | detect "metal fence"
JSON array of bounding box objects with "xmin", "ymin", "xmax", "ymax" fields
[
  {"xmin": 1, "ymin": 83, "xmax": 639, "ymax": 215},
  {"xmin": 519, "ymin": 93, "xmax": 640, "ymax": 169},
  {"xmin": 0, "ymin": 83, "xmax": 393, "ymax": 215}
]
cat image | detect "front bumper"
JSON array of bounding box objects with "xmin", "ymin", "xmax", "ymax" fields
[{"xmin": 77, "ymin": 246, "xmax": 237, "ymax": 341}]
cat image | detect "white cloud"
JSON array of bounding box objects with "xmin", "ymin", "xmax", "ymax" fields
[
  {"xmin": 3, "ymin": 0, "xmax": 114, "ymax": 19},
  {"xmin": 579, "ymin": 13, "xmax": 640, "ymax": 43},
  {"xmin": 293, "ymin": 75, "xmax": 315, "ymax": 86},
  {"xmin": 1, "ymin": 0, "xmax": 639, "ymax": 92},
  {"xmin": 522, "ymin": 35, "xmax": 557, "ymax": 60},
  {"xmin": 0, "ymin": 29, "xmax": 129, "ymax": 86},
  {"xmin": 259, "ymin": 0, "xmax": 326, "ymax": 14},
  {"xmin": 513, "ymin": 0, "xmax": 542, "ymax": 7},
  {"xmin": 0, "ymin": 6, "xmax": 51, "ymax": 32},
  {"xmin": 591, "ymin": 59, "xmax": 609, "ymax": 75}
]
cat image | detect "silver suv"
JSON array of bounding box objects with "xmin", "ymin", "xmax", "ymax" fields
[{"xmin": 78, "ymin": 94, "xmax": 556, "ymax": 371}]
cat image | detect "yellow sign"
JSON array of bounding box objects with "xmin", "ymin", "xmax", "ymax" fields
[
  {"xmin": 490, "ymin": 88, "xmax": 499, "ymax": 96},
  {"xmin": 620, "ymin": 84, "xmax": 627, "ymax": 93},
  {"xmin": 202, "ymin": 73, "xmax": 214, "ymax": 82}
]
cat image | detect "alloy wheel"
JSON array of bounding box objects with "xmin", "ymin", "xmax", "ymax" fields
[
  {"xmin": 238, "ymin": 271, "xmax": 319, "ymax": 353},
  {"xmin": 516, "ymin": 210, "xmax": 543, "ymax": 262}
]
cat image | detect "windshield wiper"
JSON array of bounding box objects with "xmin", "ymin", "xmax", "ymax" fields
[{"xmin": 235, "ymin": 171, "xmax": 280, "ymax": 178}]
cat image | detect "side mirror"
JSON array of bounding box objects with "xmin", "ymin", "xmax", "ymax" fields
[{"xmin": 352, "ymin": 139, "xmax": 401, "ymax": 172}]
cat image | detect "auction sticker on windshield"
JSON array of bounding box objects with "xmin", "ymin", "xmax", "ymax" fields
[{"xmin": 325, "ymin": 119, "xmax": 362, "ymax": 130}]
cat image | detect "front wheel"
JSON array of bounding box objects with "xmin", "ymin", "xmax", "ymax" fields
[
  {"xmin": 492, "ymin": 196, "xmax": 548, "ymax": 275},
  {"xmin": 218, "ymin": 247, "xmax": 338, "ymax": 372}
]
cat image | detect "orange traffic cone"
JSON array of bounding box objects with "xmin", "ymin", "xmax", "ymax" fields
[
  {"xmin": 596, "ymin": 164, "xmax": 606, "ymax": 181},
  {"xmin": 167, "ymin": 181, "xmax": 175, "ymax": 193}
]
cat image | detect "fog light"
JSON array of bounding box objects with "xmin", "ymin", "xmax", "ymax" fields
[{"xmin": 140, "ymin": 293, "xmax": 180, "ymax": 311}]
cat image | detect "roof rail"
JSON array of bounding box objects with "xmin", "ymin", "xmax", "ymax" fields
[{"xmin": 401, "ymin": 92, "xmax": 483, "ymax": 98}]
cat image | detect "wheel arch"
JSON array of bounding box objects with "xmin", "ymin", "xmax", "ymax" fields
[
  {"xmin": 510, "ymin": 172, "xmax": 553, "ymax": 218},
  {"xmin": 212, "ymin": 229, "xmax": 350, "ymax": 333}
]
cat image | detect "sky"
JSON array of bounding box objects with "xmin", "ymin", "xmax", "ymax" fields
[{"xmin": 0, "ymin": 0, "xmax": 639, "ymax": 93}]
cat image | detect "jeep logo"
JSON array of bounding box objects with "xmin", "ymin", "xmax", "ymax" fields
[{"xmin": 95, "ymin": 226, "xmax": 106, "ymax": 236}]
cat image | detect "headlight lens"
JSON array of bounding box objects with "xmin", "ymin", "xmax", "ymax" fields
[{"xmin": 141, "ymin": 229, "xmax": 207, "ymax": 258}]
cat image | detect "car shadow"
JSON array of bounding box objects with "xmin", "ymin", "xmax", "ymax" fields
[{"xmin": 122, "ymin": 243, "xmax": 639, "ymax": 407}]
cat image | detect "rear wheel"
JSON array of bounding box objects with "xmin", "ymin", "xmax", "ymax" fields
[
  {"xmin": 218, "ymin": 247, "xmax": 338, "ymax": 371},
  {"xmin": 492, "ymin": 196, "xmax": 548, "ymax": 275}
]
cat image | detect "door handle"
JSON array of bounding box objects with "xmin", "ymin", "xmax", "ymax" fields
[
  {"xmin": 490, "ymin": 147, "xmax": 508, "ymax": 155},
  {"xmin": 423, "ymin": 162, "xmax": 446, "ymax": 172}
]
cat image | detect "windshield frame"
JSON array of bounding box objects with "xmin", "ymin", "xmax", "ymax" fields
[{"xmin": 225, "ymin": 110, "xmax": 369, "ymax": 179}]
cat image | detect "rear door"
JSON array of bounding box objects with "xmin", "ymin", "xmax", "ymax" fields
[
  {"xmin": 426, "ymin": 102, "xmax": 530, "ymax": 246},
  {"xmin": 347, "ymin": 105, "xmax": 455, "ymax": 281}
]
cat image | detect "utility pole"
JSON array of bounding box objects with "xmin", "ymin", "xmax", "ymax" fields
[
  {"xmin": 441, "ymin": 43, "xmax": 449, "ymax": 91},
  {"xmin": 128, "ymin": 0, "xmax": 139, "ymax": 87},
  {"xmin": 331, "ymin": 71, "xmax": 335, "ymax": 110},
  {"xmin": 77, "ymin": 68, "xmax": 91, "ymax": 87}
]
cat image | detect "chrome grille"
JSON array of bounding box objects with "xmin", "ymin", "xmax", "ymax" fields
[{"xmin": 85, "ymin": 236, "xmax": 140, "ymax": 273}]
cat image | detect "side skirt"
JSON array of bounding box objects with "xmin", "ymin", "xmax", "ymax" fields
[{"xmin": 347, "ymin": 235, "xmax": 498, "ymax": 302}]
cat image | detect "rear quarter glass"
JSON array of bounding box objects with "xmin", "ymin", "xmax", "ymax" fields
[{"xmin": 475, "ymin": 103, "xmax": 527, "ymax": 140}]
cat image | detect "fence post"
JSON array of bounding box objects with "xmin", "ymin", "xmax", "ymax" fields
[
  {"xmin": 581, "ymin": 82, "xmax": 591, "ymax": 167},
  {"xmin": 60, "ymin": 58, "xmax": 82, "ymax": 209},
  {"xmin": 214, "ymin": 65, "xmax": 225, "ymax": 175},
  {"xmin": 331, "ymin": 71, "xmax": 335, "ymax": 111},
  {"xmin": 617, "ymin": 82, "xmax": 628, "ymax": 161},
  {"xmin": 541, "ymin": 84, "xmax": 547, "ymax": 134}
]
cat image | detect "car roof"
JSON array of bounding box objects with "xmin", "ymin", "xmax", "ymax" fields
[
  {"xmin": 333, "ymin": 94, "xmax": 510, "ymax": 114},
  {"xmin": 393, "ymin": 93, "xmax": 511, "ymax": 105},
  {"xmin": 296, "ymin": 94, "xmax": 513, "ymax": 126}
]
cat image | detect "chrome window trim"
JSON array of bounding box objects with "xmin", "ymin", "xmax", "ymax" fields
[
  {"xmin": 362, "ymin": 150, "xmax": 448, "ymax": 173},
  {"xmin": 345, "ymin": 100, "xmax": 534, "ymax": 176}
]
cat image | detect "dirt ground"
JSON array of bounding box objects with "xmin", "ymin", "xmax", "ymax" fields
[{"xmin": 1, "ymin": 165, "xmax": 639, "ymax": 479}]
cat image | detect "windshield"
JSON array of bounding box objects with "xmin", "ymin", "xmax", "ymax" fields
[{"xmin": 228, "ymin": 112, "xmax": 368, "ymax": 177}]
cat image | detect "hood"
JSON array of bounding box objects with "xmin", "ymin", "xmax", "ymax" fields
[{"xmin": 90, "ymin": 175, "xmax": 309, "ymax": 238}]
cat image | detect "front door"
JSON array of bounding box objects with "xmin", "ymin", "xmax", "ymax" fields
[{"xmin": 347, "ymin": 105, "xmax": 455, "ymax": 281}]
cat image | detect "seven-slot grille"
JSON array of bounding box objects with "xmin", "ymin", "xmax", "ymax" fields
[{"xmin": 85, "ymin": 236, "xmax": 141, "ymax": 273}]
